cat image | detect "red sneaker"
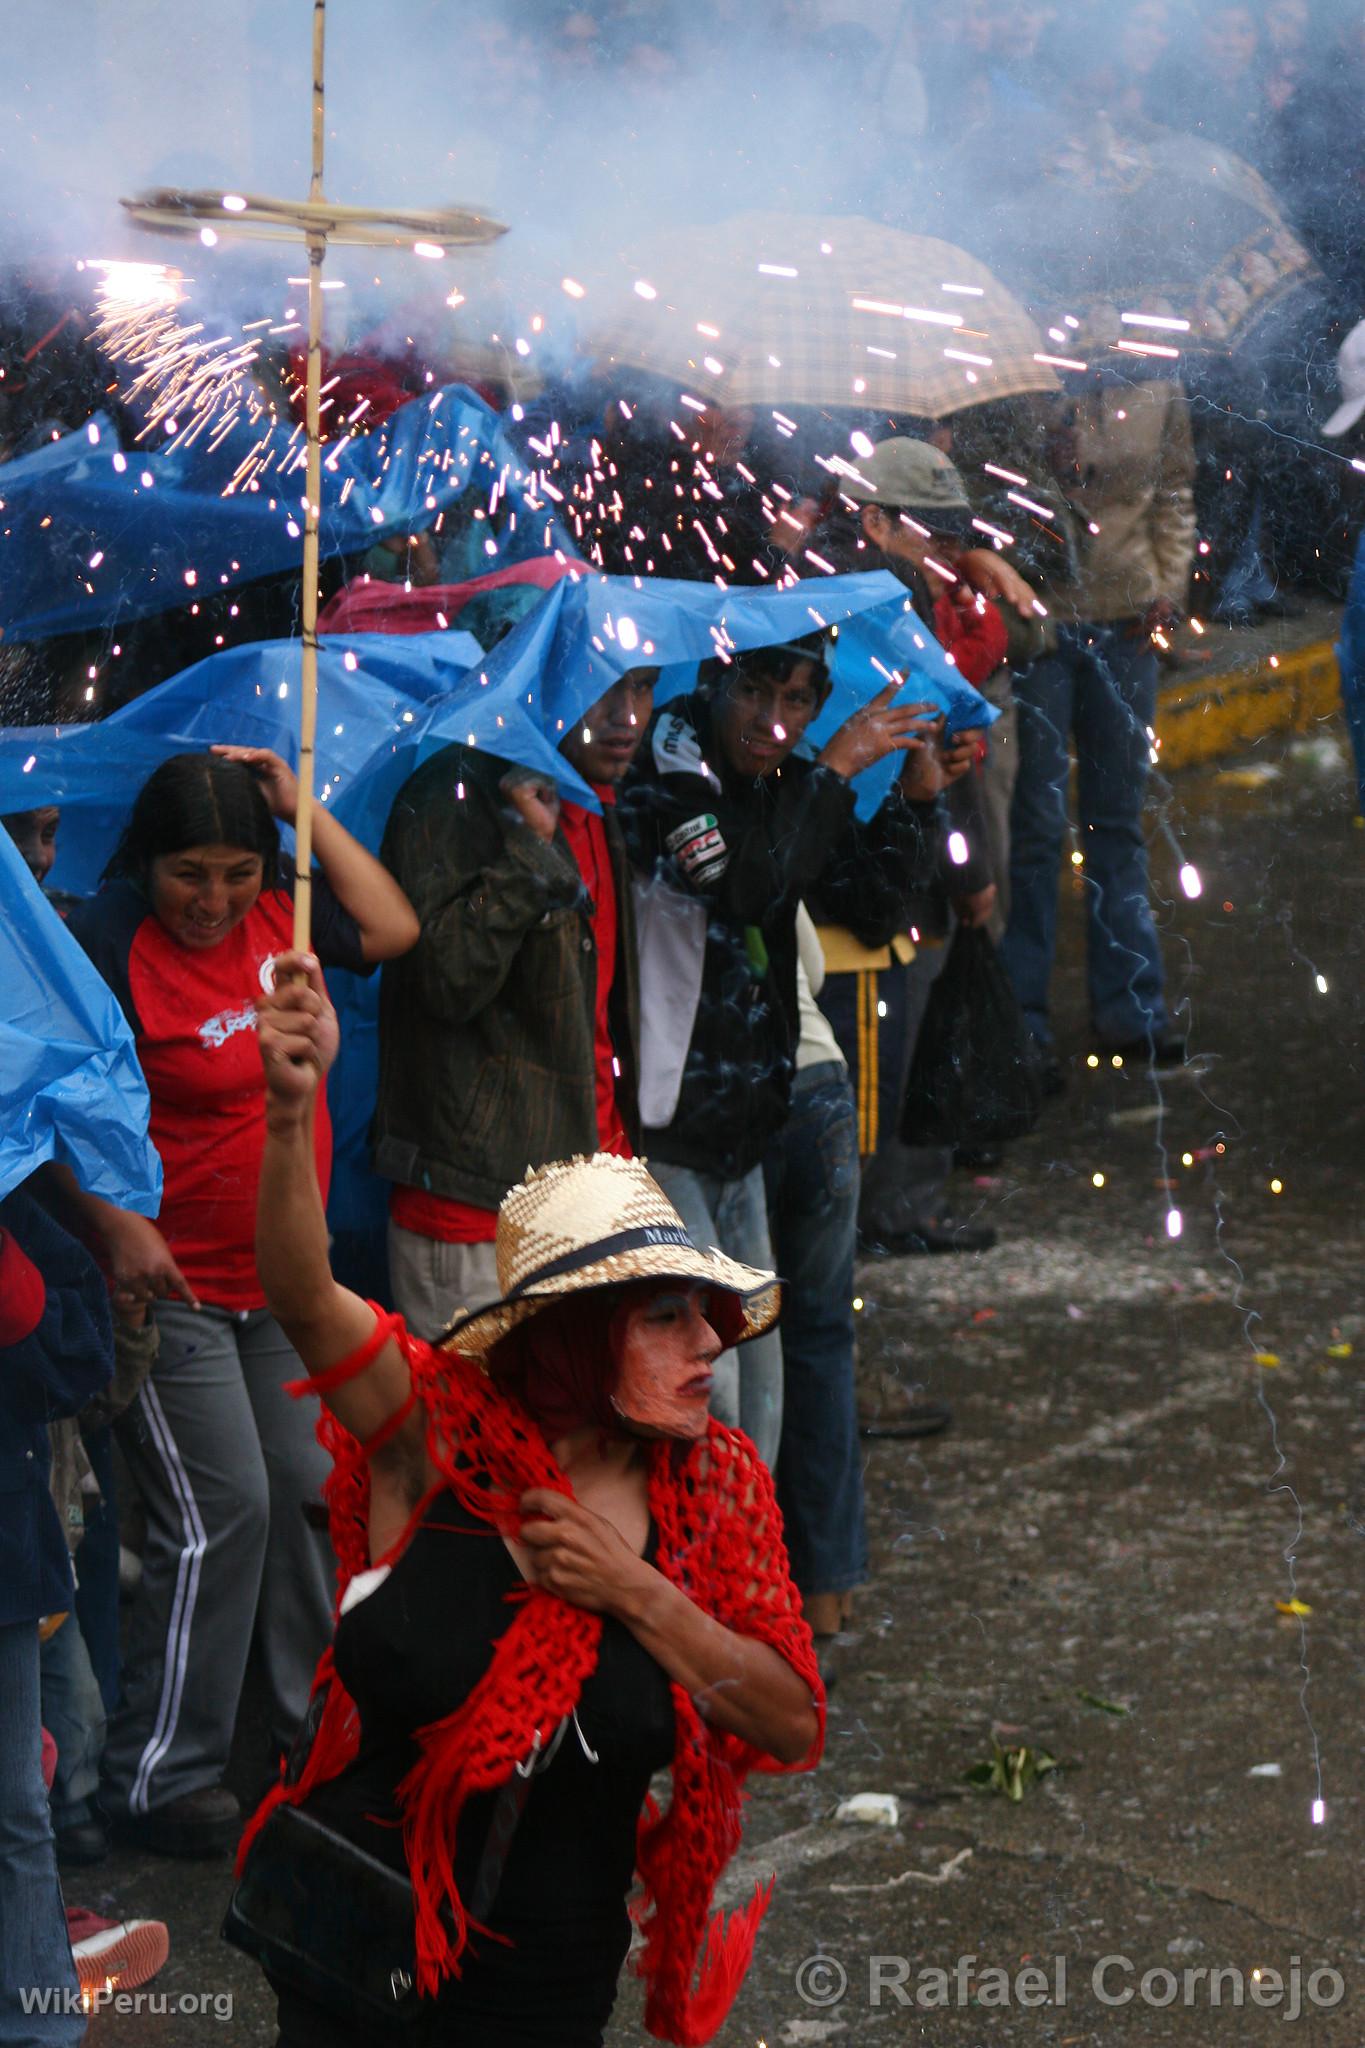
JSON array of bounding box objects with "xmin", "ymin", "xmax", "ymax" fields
[{"xmin": 66, "ymin": 1910, "xmax": 169, "ymax": 1995}]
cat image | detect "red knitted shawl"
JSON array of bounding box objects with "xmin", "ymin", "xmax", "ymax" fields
[{"xmin": 238, "ymin": 1309, "xmax": 824, "ymax": 2047}]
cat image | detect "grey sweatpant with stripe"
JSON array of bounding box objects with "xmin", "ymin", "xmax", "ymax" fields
[{"xmin": 102, "ymin": 1304, "xmax": 335, "ymax": 1817}]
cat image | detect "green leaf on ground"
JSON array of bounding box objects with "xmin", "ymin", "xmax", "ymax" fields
[{"xmin": 1076, "ymin": 1690, "xmax": 1131, "ymax": 1716}]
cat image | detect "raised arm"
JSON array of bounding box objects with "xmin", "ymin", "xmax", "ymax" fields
[
  {"xmin": 254, "ymin": 952, "xmax": 414, "ymax": 1450},
  {"xmin": 211, "ymin": 745, "xmax": 419, "ymax": 962}
]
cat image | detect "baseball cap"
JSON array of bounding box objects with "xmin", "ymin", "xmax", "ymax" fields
[
  {"xmin": 839, "ymin": 437, "xmax": 976, "ymax": 538},
  {"xmin": 1323, "ymin": 318, "xmax": 1365, "ymax": 438}
]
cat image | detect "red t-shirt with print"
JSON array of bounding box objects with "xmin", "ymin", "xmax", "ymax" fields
[{"xmin": 70, "ymin": 875, "xmax": 366, "ymax": 1310}]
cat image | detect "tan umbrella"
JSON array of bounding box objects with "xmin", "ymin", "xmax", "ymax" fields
[{"xmin": 583, "ymin": 212, "xmax": 1059, "ymax": 419}]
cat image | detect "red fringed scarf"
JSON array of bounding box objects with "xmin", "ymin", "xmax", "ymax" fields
[{"xmin": 238, "ymin": 1307, "xmax": 824, "ymax": 2048}]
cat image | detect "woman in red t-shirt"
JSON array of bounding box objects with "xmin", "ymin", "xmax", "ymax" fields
[{"xmin": 66, "ymin": 747, "xmax": 418, "ymax": 1857}]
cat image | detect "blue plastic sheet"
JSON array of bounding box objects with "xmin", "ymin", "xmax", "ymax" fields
[
  {"xmin": 0, "ymin": 627, "xmax": 556, "ymax": 895},
  {"xmin": 0, "ymin": 381, "xmax": 574, "ymax": 642},
  {"xmin": 648, "ymin": 574, "xmax": 998, "ymax": 817},
  {"xmin": 0, "ymin": 612, "xmax": 599, "ymax": 1241},
  {"xmin": 1337, "ymin": 533, "xmax": 1365, "ymax": 819},
  {"xmin": 0, "ymin": 827, "xmax": 161, "ymax": 1212},
  {"xmin": 0, "ymin": 565, "xmax": 996, "ymax": 1238}
]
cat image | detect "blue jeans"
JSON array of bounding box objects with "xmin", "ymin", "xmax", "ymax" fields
[
  {"xmin": 648, "ymin": 1161, "xmax": 783, "ymax": 1468},
  {"xmin": 72, "ymin": 1428, "xmax": 120, "ymax": 1718},
  {"xmin": 1000, "ymin": 624, "xmax": 1170, "ymax": 1047},
  {"xmin": 38, "ymin": 1615, "xmax": 106, "ymax": 1834},
  {"xmin": 763, "ymin": 1067, "xmax": 868, "ymax": 1598},
  {"xmin": 0, "ymin": 1622, "xmax": 82, "ymax": 2045}
]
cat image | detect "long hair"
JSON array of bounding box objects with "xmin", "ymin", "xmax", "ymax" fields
[{"xmin": 103, "ymin": 753, "xmax": 280, "ymax": 889}]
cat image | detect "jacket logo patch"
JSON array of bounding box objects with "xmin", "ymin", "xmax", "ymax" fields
[
  {"xmin": 666, "ymin": 813, "xmax": 728, "ymax": 884},
  {"xmin": 653, "ymin": 712, "xmax": 721, "ymax": 791}
]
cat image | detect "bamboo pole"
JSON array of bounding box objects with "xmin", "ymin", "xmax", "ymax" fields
[
  {"xmin": 118, "ymin": 0, "xmax": 505, "ymax": 962},
  {"xmin": 293, "ymin": 0, "xmax": 327, "ymax": 953}
]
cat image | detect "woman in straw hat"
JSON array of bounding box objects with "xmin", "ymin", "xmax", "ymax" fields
[{"xmin": 230, "ymin": 953, "xmax": 823, "ymax": 2048}]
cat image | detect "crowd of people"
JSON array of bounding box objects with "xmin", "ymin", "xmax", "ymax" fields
[
  {"xmin": 3, "ymin": 396, "xmax": 1193, "ymax": 2040},
  {"xmin": 6, "ymin": 0, "xmax": 1365, "ymax": 2042}
]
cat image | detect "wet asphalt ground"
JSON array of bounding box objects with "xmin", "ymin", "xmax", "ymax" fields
[{"xmin": 78, "ymin": 710, "xmax": 1365, "ymax": 2047}]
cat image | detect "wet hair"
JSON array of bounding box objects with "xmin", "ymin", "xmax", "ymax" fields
[{"xmin": 103, "ymin": 752, "xmax": 280, "ymax": 889}]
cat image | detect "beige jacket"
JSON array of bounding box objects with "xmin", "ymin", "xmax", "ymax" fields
[{"xmin": 1050, "ymin": 378, "xmax": 1197, "ymax": 625}]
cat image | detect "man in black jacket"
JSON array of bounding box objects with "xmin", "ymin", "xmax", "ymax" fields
[
  {"xmin": 619, "ymin": 637, "xmax": 942, "ymax": 1464},
  {"xmin": 375, "ymin": 667, "xmax": 656, "ymax": 1333}
]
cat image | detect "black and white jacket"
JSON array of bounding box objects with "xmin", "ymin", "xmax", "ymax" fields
[{"xmin": 619, "ymin": 696, "xmax": 936, "ymax": 1179}]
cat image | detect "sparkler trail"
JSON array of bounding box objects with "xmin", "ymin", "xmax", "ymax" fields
[{"xmin": 87, "ymin": 260, "xmax": 277, "ymax": 452}]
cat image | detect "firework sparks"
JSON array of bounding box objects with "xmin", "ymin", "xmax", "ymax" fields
[{"xmin": 88, "ymin": 260, "xmax": 275, "ymax": 452}]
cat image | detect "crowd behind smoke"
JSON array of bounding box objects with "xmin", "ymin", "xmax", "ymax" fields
[
  {"xmin": 1, "ymin": 4, "xmax": 1360, "ymax": 304},
  {"xmin": 1, "ymin": 0, "xmax": 1363, "ymax": 723}
]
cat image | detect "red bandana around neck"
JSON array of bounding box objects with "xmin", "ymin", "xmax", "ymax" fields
[{"xmin": 239, "ymin": 1307, "xmax": 824, "ymax": 2047}]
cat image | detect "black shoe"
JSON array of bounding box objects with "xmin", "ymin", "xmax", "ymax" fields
[
  {"xmin": 859, "ymin": 1398, "xmax": 953, "ymax": 1441},
  {"xmin": 1094, "ymin": 1032, "xmax": 1187, "ymax": 1068},
  {"xmin": 954, "ymin": 1145, "xmax": 1003, "ymax": 1171},
  {"xmin": 55, "ymin": 1817, "xmax": 109, "ymax": 1868},
  {"xmin": 1253, "ymin": 592, "xmax": 1307, "ymax": 620},
  {"xmin": 110, "ymin": 1785, "xmax": 241, "ymax": 1860},
  {"xmin": 862, "ymin": 1217, "xmax": 997, "ymax": 1256}
]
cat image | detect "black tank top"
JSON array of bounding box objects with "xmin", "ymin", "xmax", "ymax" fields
[{"xmin": 286, "ymin": 1486, "xmax": 676, "ymax": 2047}]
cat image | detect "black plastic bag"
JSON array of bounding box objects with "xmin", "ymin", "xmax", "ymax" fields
[{"xmin": 900, "ymin": 926, "xmax": 1042, "ymax": 1147}]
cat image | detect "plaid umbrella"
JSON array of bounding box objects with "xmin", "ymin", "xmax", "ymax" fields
[
  {"xmin": 583, "ymin": 212, "xmax": 1059, "ymax": 419},
  {"xmin": 954, "ymin": 118, "xmax": 1318, "ymax": 354}
]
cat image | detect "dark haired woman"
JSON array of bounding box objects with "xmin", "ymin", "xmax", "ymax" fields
[
  {"xmin": 64, "ymin": 746, "xmax": 418, "ymax": 1856},
  {"xmin": 230, "ymin": 958, "xmax": 821, "ymax": 2048}
]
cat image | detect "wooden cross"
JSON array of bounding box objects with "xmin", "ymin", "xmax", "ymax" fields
[{"xmin": 121, "ymin": 0, "xmax": 506, "ymax": 946}]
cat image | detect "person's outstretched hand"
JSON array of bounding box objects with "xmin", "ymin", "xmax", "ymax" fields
[{"xmin": 257, "ymin": 952, "xmax": 339, "ymax": 1118}]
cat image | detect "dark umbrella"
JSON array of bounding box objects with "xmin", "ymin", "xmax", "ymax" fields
[{"xmin": 949, "ymin": 116, "xmax": 1318, "ymax": 358}]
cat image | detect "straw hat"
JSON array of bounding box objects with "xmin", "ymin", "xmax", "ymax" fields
[{"xmin": 438, "ymin": 1154, "xmax": 781, "ymax": 1359}]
